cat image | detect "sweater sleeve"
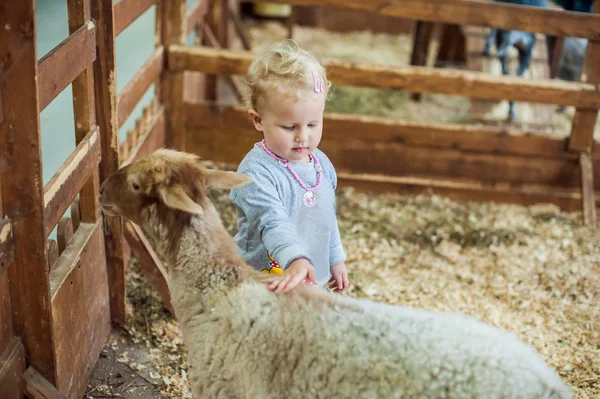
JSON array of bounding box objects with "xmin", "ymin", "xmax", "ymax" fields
[
  {"xmin": 327, "ymin": 166, "xmax": 346, "ymax": 266},
  {"xmin": 230, "ymin": 166, "xmax": 312, "ymax": 269}
]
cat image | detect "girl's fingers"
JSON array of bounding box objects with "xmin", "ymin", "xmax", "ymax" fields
[{"xmin": 342, "ymin": 272, "xmax": 349, "ymax": 292}]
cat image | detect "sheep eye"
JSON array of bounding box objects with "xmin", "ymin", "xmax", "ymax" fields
[{"xmin": 131, "ymin": 182, "xmax": 140, "ymax": 191}]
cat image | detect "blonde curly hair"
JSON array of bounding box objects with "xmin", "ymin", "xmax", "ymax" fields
[{"xmin": 245, "ymin": 39, "xmax": 331, "ymax": 110}]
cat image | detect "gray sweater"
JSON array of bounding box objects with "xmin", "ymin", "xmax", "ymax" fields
[{"xmin": 230, "ymin": 143, "xmax": 346, "ymax": 286}]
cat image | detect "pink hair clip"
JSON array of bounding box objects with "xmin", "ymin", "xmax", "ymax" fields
[{"xmin": 312, "ymin": 71, "xmax": 324, "ymax": 93}]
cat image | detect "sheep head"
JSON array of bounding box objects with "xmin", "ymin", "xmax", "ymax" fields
[{"xmin": 98, "ymin": 149, "xmax": 252, "ymax": 226}]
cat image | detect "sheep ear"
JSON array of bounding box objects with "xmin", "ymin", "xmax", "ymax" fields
[
  {"xmin": 160, "ymin": 185, "xmax": 204, "ymax": 215},
  {"xmin": 204, "ymin": 169, "xmax": 252, "ymax": 190}
]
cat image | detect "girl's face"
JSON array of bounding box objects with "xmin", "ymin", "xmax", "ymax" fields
[{"xmin": 249, "ymin": 86, "xmax": 325, "ymax": 163}]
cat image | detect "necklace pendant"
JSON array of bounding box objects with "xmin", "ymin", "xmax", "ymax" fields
[{"xmin": 303, "ymin": 191, "xmax": 316, "ymax": 207}]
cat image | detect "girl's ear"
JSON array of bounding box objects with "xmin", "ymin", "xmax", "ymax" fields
[{"xmin": 248, "ymin": 109, "xmax": 263, "ymax": 132}]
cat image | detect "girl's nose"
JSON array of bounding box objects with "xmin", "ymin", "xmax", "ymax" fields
[{"xmin": 295, "ymin": 128, "xmax": 308, "ymax": 142}]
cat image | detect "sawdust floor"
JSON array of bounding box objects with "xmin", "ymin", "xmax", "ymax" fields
[{"xmin": 87, "ymin": 186, "xmax": 600, "ymax": 399}]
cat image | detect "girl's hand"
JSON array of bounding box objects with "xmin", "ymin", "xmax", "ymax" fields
[
  {"xmin": 328, "ymin": 262, "xmax": 349, "ymax": 293},
  {"xmin": 264, "ymin": 258, "xmax": 317, "ymax": 294}
]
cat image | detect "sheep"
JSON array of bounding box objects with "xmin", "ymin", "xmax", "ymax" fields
[{"xmin": 98, "ymin": 148, "xmax": 572, "ymax": 399}]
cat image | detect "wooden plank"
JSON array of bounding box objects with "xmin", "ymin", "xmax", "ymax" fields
[
  {"xmin": 162, "ymin": 0, "xmax": 187, "ymax": 149},
  {"xmin": 49, "ymin": 222, "xmax": 98, "ymax": 300},
  {"xmin": 114, "ymin": 0, "xmax": 158, "ymax": 36},
  {"xmin": 579, "ymin": 152, "xmax": 597, "ymax": 227},
  {"xmin": 0, "ymin": 339, "xmax": 26, "ymax": 399},
  {"xmin": 186, "ymin": 0, "xmax": 210, "ymax": 35},
  {"xmin": 0, "ymin": 219, "xmax": 15, "ymax": 277},
  {"xmin": 117, "ymin": 47, "xmax": 164, "ymax": 128},
  {"xmin": 229, "ymin": 1, "xmax": 251, "ymax": 50},
  {"xmin": 79, "ymin": 225, "xmax": 110, "ymax": 379},
  {"xmin": 0, "ymin": 272, "xmax": 14, "ymax": 356},
  {"xmin": 24, "ymin": 367, "xmax": 68, "ymax": 399},
  {"xmin": 57, "ymin": 218, "xmax": 74, "ymax": 254},
  {"xmin": 124, "ymin": 222, "xmax": 174, "ymax": 314},
  {"xmin": 185, "ymin": 111, "xmax": 600, "ymax": 190},
  {"xmin": 122, "ymin": 106, "xmax": 167, "ymax": 166},
  {"xmin": 67, "ymin": 0, "xmax": 100, "ymax": 226},
  {"xmin": 262, "ymin": 0, "xmax": 600, "ymax": 39},
  {"xmin": 47, "ymin": 239, "xmax": 59, "ymax": 271},
  {"xmin": 43, "ymin": 127, "xmax": 101, "ymax": 238},
  {"xmin": 336, "ymin": 172, "xmax": 590, "ymax": 212},
  {"xmin": 92, "ymin": 0, "xmax": 127, "ymax": 325},
  {"xmin": 184, "ymin": 102, "xmax": 580, "ymax": 159},
  {"xmin": 202, "ymin": 0, "xmax": 218, "ymax": 102},
  {"xmin": 38, "ymin": 21, "xmax": 96, "ymax": 112},
  {"xmin": 568, "ymin": 2, "xmax": 600, "ymax": 152},
  {"xmin": 409, "ymin": 21, "xmax": 436, "ymax": 101},
  {"xmin": 51, "ymin": 258, "xmax": 88, "ymax": 398},
  {"xmin": 168, "ymin": 46, "xmax": 600, "ymax": 108},
  {"xmin": 2, "ymin": 1, "xmax": 57, "ymax": 384},
  {"xmin": 202, "ymin": 25, "xmax": 244, "ymax": 103}
]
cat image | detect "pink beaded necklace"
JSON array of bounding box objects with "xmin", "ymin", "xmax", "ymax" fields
[{"xmin": 259, "ymin": 139, "xmax": 323, "ymax": 207}]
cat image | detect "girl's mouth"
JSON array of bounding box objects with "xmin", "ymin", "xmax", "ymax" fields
[{"xmin": 292, "ymin": 147, "xmax": 308, "ymax": 152}]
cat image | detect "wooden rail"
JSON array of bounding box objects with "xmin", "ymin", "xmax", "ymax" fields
[
  {"xmin": 262, "ymin": 0, "xmax": 600, "ymax": 39},
  {"xmin": 185, "ymin": 102, "xmax": 581, "ymax": 159},
  {"xmin": 186, "ymin": 0, "xmax": 210, "ymax": 35},
  {"xmin": 185, "ymin": 102, "xmax": 598, "ymax": 190},
  {"xmin": 117, "ymin": 46, "xmax": 164, "ymax": 128},
  {"xmin": 38, "ymin": 21, "xmax": 96, "ymax": 111},
  {"xmin": 114, "ymin": 0, "xmax": 158, "ymax": 36},
  {"xmin": 43, "ymin": 128, "xmax": 101, "ymax": 238},
  {"xmin": 169, "ymin": 45, "xmax": 600, "ymax": 108}
]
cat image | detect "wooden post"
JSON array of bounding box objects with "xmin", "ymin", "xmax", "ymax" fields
[
  {"xmin": 1, "ymin": 0, "xmax": 57, "ymax": 384},
  {"xmin": 203, "ymin": 0, "xmax": 219, "ymax": 102},
  {"xmin": 161, "ymin": 0, "xmax": 187, "ymax": 150},
  {"xmin": 568, "ymin": 1, "xmax": 600, "ymax": 226},
  {"xmin": 409, "ymin": 21, "xmax": 436, "ymax": 101},
  {"xmin": 91, "ymin": 0, "xmax": 128, "ymax": 325},
  {"xmin": 68, "ymin": 0, "xmax": 101, "ymax": 225}
]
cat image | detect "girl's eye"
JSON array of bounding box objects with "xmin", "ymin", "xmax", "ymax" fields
[
  {"xmin": 282, "ymin": 125, "xmax": 295, "ymax": 131},
  {"xmin": 132, "ymin": 182, "xmax": 140, "ymax": 191}
]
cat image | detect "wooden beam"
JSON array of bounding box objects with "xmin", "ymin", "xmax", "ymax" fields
[
  {"xmin": 409, "ymin": 21, "xmax": 436, "ymax": 101},
  {"xmin": 336, "ymin": 172, "xmax": 590, "ymax": 212},
  {"xmin": 568, "ymin": 1, "xmax": 600, "ymax": 152},
  {"xmin": 261, "ymin": 0, "xmax": 600, "ymax": 39},
  {"xmin": 92, "ymin": 0, "xmax": 128, "ymax": 325},
  {"xmin": 2, "ymin": 1, "xmax": 57, "ymax": 384},
  {"xmin": 229, "ymin": 2, "xmax": 252, "ymax": 51},
  {"xmin": 184, "ymin": 102, "xmax": 581, "ymax": 159},
  {"xmin": 117, "ymin": 46, "xmax": 164, "ymax": 128},
  {"xmin": 114, "ymin": 0, "xmax": 158, "ymax": 36},
  {"xmin": 161, "ymin": 0, "xmax": 187, "ymax": 149},
  {"xmin": 24, "ymin": 367, "xmax": 69, "ymax": 399},
  {"xmin": 0, "ymin": 339, "xmax": 26, "ymax": 399},
  {"xmin": 185, "ymin": 103, "xmax": 597, "ymax": 190},
  {"xmin": 38, "ymin": 21, "xmax": 96, "ymax": 112},
  {"xmin": 168, "ymin": 45, "xmax": 600, "ymax": 108},
  {"xmin": 49, "ymin": 222, "xmax": 98, "ymax": 301},
  {"xmin": 202, "ymin": 25, "xmax": 245, "ymax": 103},
  {"xmin": 0, "ymin": 219, "xmax": 15, "ymax": 278},
  {"xmin": 67, "ymin": 0, "xmax": 101, "ymax": 226},
  {"xmin": 124, "ymin": 222, "xmax": 174, "ymax": 314},
  {"xmin": 122, "ymin": 106, "xmax": 167, "ymax": 166},
  {"xmin": 43, "ymin": 128, "xmax": 100, "ymax": 238},
  {"xmin": 579, "ymin": 152, "xmax": 597, "ymax": 227},
  {"xmin": 186, "ymin": 0, "xmax": 210, "ymax": 35}
]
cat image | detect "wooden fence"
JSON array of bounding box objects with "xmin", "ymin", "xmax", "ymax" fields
[
  {"xmin": 0, "ymin": 0, "xmax": 599, "ymax": 397},
  {"xmin": 174, "ymin": 0, "xmax": 600, "ymax": 227}
]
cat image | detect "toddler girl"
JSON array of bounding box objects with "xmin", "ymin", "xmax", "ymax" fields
[{"xmin": 229, "ymin": 39, "xmax": 349, "ymax": 294}]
